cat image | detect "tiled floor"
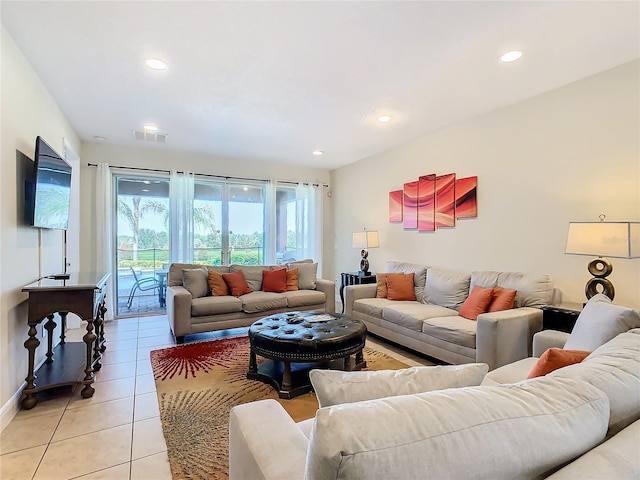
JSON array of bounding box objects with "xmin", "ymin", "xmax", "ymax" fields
[{"xmin": 0, "ymin": 315, "xmax": 432, "ymax": 480}]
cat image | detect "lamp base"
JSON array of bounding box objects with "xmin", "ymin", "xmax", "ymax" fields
[{"xmin": 585, "ymin": 257, "xmax": 615, "ymax": 301}]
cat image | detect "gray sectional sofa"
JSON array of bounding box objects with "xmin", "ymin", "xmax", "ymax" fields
[
  {"xmin": 166, "ymin": 262, "xmax": 335, "ymax": 343},
  {"xmin": 345, "ymin": 261, "xmax": 558, "ymax": 370},
  {"xmin": 229, "ymin": 326, "xmax": 640, "ymax": 480}
]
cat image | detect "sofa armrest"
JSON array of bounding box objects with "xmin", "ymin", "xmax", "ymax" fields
[
  {"xmin": 166, "ymin": 285, "xmax": 192, "ymax": 339},
  {"xmin": 229, "ymin": 399, "xmax": 309, "ymax": 480},
  {"xmin": 533, "ymin": 330, "xmax": 570, "ymax": 357},
  {"xmin": 344, "ymin": 284, "xmax": 377, "ymax": 315},
  {"xmin": 315, "ymin": 278, "xmax": 336, "ymax": 313},
  {"xmin": 476, "ymin": 307, "xmax": 543, "ymax": 370}
]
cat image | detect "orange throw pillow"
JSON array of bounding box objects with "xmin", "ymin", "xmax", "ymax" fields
[
  {"xmin": 527, "ymin": 348, "xmax": 591, "ymax": 379},
  {"xmin": 262, "ymin": 268, "xmax": 287, "ymax": 293},
  {"xmin": 222, "ymin": 271, "xmax": 252, "ymax": 297},
  {"xmin": 207, "ymin": 270, "xmax": 229, "ymax": 296},
  {"xmin": 459, "ymin": 286, "xmax": 494, "ymax": 320},
  {"xmin": 376, "ymin": 273, "xmax": 387, "ymax": 298},
  {"xmin": 286, "ymin": 268, "xmax": 299, "ymax": 291},
  {"xmin": 488, "ymin": 286, "xmax": 517, "ymax": 312},
  {"xmin": 386, "ymin": 273, "xmax": 416, "ymax": 301}
]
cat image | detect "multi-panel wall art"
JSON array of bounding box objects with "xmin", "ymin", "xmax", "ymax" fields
[{"xmin": 389, "ymin": 174, "xmax": 477, "ymax": 231}]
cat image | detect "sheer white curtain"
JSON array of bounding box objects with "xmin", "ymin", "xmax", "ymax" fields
[
  {"xmin": 170, "ymin": 170, "xmax": 195, "ymax": 263},
  {"xmin": 295, "ymin": 183, "xmax": 324, "ymax": 275},
  {"xmin": 264, "ymin": 181, "xmax": 277, "ymax": 265},
  {"xmin": 95, "ymin": 163, "xmax": 114, "ymax": 320}
]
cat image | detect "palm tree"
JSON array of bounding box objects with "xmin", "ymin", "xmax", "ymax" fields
[{"xmin": 118, "ymin": 196, "xmax": 142, "ymax": 261}]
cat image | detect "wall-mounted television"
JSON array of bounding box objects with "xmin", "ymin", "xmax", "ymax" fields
[{"xmin": 25, "ymin": 136, "xmax": 72, "ymax": 230}]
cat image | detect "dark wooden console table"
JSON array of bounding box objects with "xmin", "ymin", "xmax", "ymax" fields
[{"xmin": 21, "ymin": 272, "xmax": 110, "ymax": 409}]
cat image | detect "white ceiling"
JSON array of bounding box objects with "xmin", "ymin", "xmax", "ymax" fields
[{"xmin": 2, "ymin": 1, "xmax": 639, "ymax": 170}]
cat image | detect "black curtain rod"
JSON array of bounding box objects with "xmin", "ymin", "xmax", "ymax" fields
[{"xmin": 86, "ymin": 163, "xmax": 329, "ymax": 187}]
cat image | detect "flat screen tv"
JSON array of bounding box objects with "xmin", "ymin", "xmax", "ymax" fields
[{"xmin": 25, "ymin": 136, "xmax": 72, "ymax": 230}]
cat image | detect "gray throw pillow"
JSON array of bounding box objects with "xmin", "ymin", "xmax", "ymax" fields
[
  {"xmin": 310, "ymin": 363, "xmax": 489, "ymax": 408},
  {"xmin": 564, "ymin": 294, "xmax": 640, "ymax": 351},
  {"xmin": 182, "ymin": 267, "xmax": 209, "ymax": 298},
  {"xmin": 289, "ymin": 262, "xmax": 317, "ymax": 290}
]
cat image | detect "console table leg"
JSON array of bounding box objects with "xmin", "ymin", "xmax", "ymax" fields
[
  {"xmin": 44, "ymin": 314, "xmax": 56, "ymax": 364},
  {"xmin": 59, "ymin": 312, "xmax": 68, "ymax": 345},
  {"xmin": 22, "ymin": 325, "xmax": 40, "ymax": 410},
  {"xmin": 81, "ymin": 319, "xmax": 96, "ymax": 399},
  {"xmin": 93, "ymin": 313, "xmax": 104, "ymax": 371}
]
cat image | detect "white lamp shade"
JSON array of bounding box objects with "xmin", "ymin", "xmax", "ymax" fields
[
  {"xmin": 352, "ymin": 231, "xmax": 380, "ymax": 249},
  {"xmin": 565, "ymin": 222, "xmax": 640, "ymax": 258}
]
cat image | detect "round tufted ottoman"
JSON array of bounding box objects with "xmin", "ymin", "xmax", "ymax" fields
[{"xmin": 247, "ymin": 311, "xmax": 367, "ymax": 399}]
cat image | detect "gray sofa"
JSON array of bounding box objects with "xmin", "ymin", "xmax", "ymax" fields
[
  {"xmin": 229, "ymin": 322, "xmax": 640, "ymax": 479},
  {"xmin": 345, "ymin": 261, "xmax": 558, "ymax": 370},
  {"xmin": 166, "ymin": 262, "xmax": 335, "ymax": 343}
]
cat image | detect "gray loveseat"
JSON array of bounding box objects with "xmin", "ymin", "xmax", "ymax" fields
[
  {"xmin": 345, "ymin": 261, "xmax": 558, "ymax": 370},
  {"xmin": 166, "ymin": 262, "xmax": 335, "ymax": 343}
]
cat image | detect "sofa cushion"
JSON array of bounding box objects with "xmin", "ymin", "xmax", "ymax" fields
[
  {"xmin": 421, "ymin": 315, "xmax": 477, "ymax": 349},
  {"xmin": 545, "ymin": 419, "xmax": 640, "ymax": 479},
  {"xmin": 470, "ymin": 270, "xmax": 501, "ymax": 289},
  {"xmin": 305, "ymin": 377, "xmax": 609, "ymax": 480},
  {"xmin": 424, "ymin": 268, "xmax": 471, "ymax": 310},
  {"xmin": 550, "ymin": 329, "xmax": 640, "ymax": 436},
  {"xmin": 223, "ymin": 271, "xmax": 253, "ymax": 297},
  {"xmin": 353, "ymin": 298, "xmax": 395, "ymax": 318},
  {"xmin": 230, "ymin": 265, "xmax": 269, "ymax": 292},
  {"xmin": 182, "ymin": 267, "xmax": 209, "ymax": 298},
  {"xmin": 310, "ymin": 363, "xmax": 489, "ymax": 408},
  {"xmin": 488, "ymin": 286, "xmax": 517, "ymax": 312},
  {"xmin": 288, "ymin": 262, "xmax": 317, "ymax": 290},
  {"xmin": 262, "ymin": 268, "xmax": 287, "ymax": 293},
  {"xmin": 496, "ymin": 271, "xmax": 553, "ymax": 308},
  {"xmin": 385, "ymin": 261, "xmax": 428, "ymax": 303},
  {"xmin": 481, "ymin": 357, "xmax": 539, "ymax": 386},
  {"xmin": 386, "ymin": 273, "xmax": 416, "ymax": 301},
  {"xmin": 527, "ymin": 348, "xmax": 590, "ymax": 378},
  {"xmin": 240, "ymin": 291, "xmax": 287, "ymax": 314},
  {"xmin": 564, "ymin": 294, "xmax": 640, "ymax": 351},
  {"xmin": 382, "ymin": 303, "xmax": 458, "ymax": 331},
  {"xmin": 191, "ymin": 295, "xmax": 242, "ymax": 316},
  {"xmin": 459, "ymin": 286, "xmax": 493, "ymax": 320},
  {"xmin": 207, "ymin": 270, "xmax": 229, "ymax": 296},
  {"xmin": 283, "ymin": 290, "xmax": 325, "ymax": 308}
]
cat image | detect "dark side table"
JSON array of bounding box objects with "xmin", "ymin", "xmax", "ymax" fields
[
  {"xmin": 541, "ymin": 303, "xmax": 583, "ymax": 334},
  {"xmin": 339, "ymin": 272, "xmax": 377, "ymax": 313}
]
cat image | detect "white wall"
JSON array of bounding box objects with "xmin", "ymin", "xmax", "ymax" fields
[
  {"xmin": 78, "ymin": 143, "xmax": 333, "ymax": 276},
  {"xmin": 330, "ymin": 60, "xmax": 640, "ymax": 310},
  {"xmin": 0, "ymin": 27, "xmax": 81, "ymax": 429}
]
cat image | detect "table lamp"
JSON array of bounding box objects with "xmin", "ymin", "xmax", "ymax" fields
[
  {"xmin": 352, "ymin": 229, "xmax": 379, "ymax": 276},
  {"xmin": 565, "ymin": 216, "xmax": 639, "ymax": 301}
]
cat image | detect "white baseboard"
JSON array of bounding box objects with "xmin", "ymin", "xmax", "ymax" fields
[{"xmin": 1, "ymin": 381, "xmax": 27, "ymax": 432}]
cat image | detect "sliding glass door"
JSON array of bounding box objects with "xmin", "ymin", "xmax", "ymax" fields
[
  {"xmin": 193, "ymin": 180, "xmax": 266, "ymax": 266},
  {"xmin": 115, "ymin": 175, "xmax": 170, "ymax": 316}
]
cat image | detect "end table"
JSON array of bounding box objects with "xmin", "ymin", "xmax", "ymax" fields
[
  {"xmin": 339, "ymin": 272, "xmax": 377, "ymax": 313},
  {"xmin": 541, "ymin": 303, "xmax": 583, "ymax": 334}
]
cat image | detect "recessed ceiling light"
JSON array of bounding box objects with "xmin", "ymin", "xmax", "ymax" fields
[
  {"xmin": 377, "ymin": 115, "xmax": 392, "ymax": 123},
  {"xmin": 143, "ymin": 124, "xmax": 159, "ymax": 132},
  {"xmin": 142, "ymin": 189, "xmax": 150, "ymax": 192},
  {"xmin": 145, "ymin": 58, "xmax": 168, "ymax": 70},
  {"xmin": 312, "ymin": 150, "xmax": 324, "ymax": 156},
  {"xmin": 500, "ymin": 50, "xmax": 523, "ymax": 63}
]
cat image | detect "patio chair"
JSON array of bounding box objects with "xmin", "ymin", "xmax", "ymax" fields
[{"xmin": 127, "ymin": 267, "xmax": 160, "ymax": 308}]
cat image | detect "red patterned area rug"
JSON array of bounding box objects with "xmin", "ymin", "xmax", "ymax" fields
[{"xmin": 151, "ymin": 336, "xmax": 409, "ymax": 480}]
